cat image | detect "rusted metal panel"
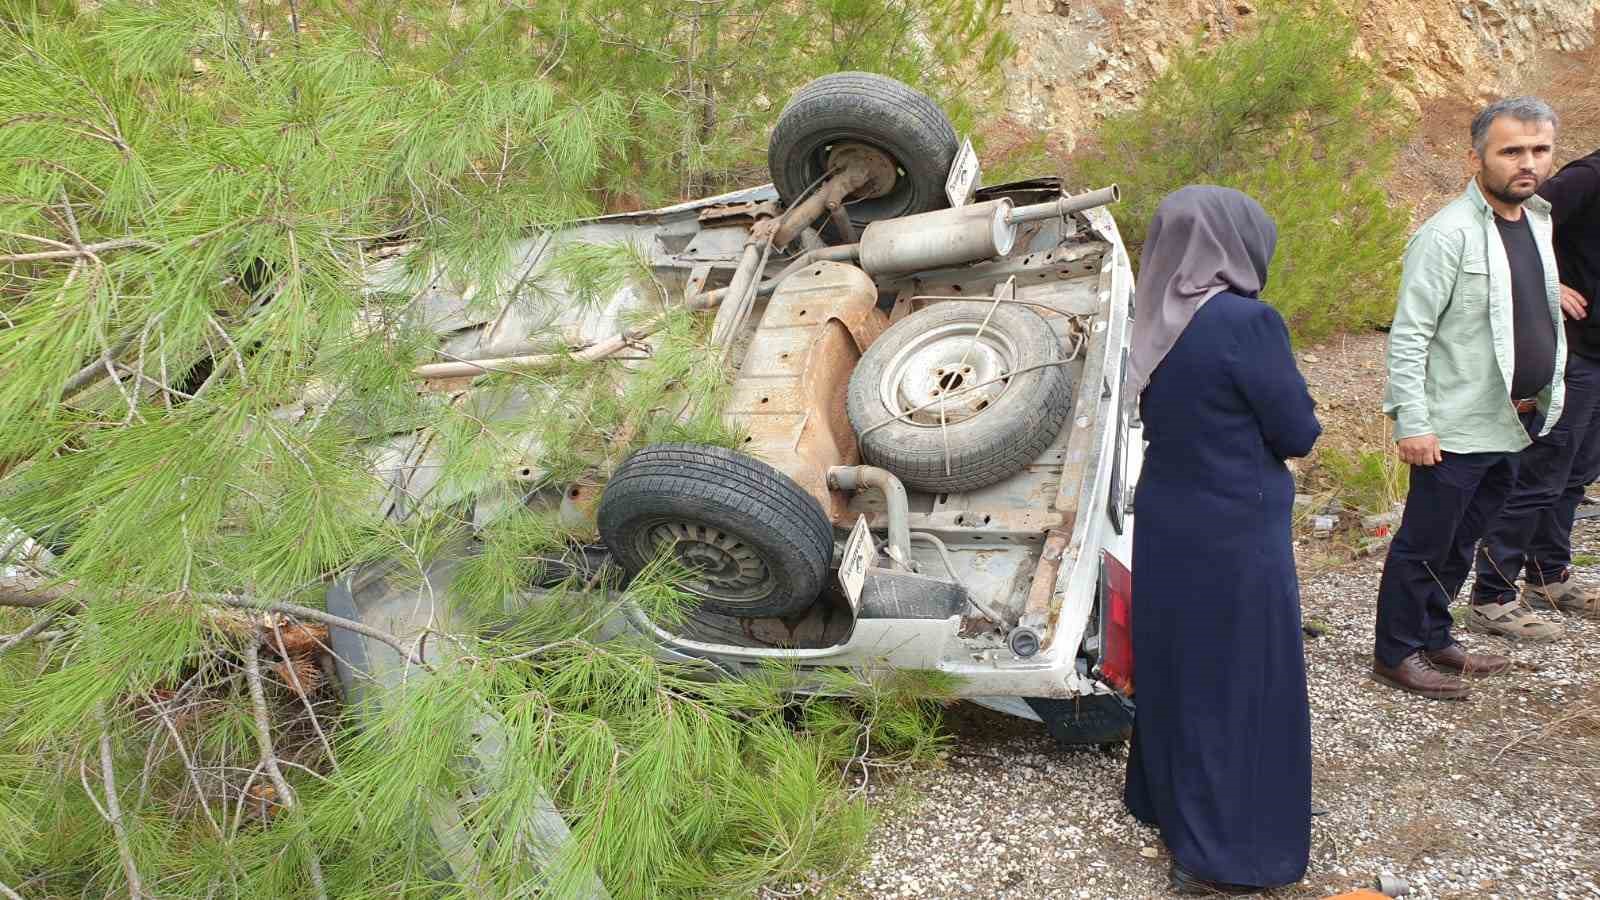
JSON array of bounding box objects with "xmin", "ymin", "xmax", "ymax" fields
[
  {"xmin": 696, "ymin": 198, "xmax": 780, "ymax": 227},
  {"xmin": 723, "ymin": 262, "xmax": 887, "ymax": 521},
  {"xmin": 726, "ymin": 382, "xmax": 811, "ymax": 417},
  {"xmin": 1018, "ymin": 528, "xmax": 1070, "ymax": 644}
]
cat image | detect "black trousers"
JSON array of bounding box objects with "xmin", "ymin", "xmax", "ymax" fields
[
  {"xmin": 1374, "ymin": 434, "xmax": 1527, "ymax": 668},
  {"xmin": 1474, "ymin": 352, "xmax": 1600, "ymax": 599}
]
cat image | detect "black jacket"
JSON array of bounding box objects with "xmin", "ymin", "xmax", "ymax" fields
[{"xmin": 1540, "ymin": 149, "xmax": 1600, "ymax": 359}]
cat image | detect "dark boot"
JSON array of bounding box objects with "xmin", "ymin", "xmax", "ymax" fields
[
  {"xmin": 1422, "ymin": 642, "xmax": 1512, "ymax": 677},
  {"xmin": 1371, "ymin": 650, "xmax": 1471, "ymax": 700},
  {"xmin": 1168, "ymin": 863, "xmax": 1261, "ymax": 896}
]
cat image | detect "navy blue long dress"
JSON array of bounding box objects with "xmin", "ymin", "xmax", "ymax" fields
[{"xmin": 1123, "ymin": 291, "xmax": 1321, "ymax": 887}]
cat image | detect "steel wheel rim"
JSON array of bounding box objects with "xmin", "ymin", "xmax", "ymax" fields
[
  {"xmin": 641, "ymin": 519, "xmax": 777, "ymax": 605},
  {"xmin": 878, "ymin": 321, "xmax": 1016, "ymax": 426}
]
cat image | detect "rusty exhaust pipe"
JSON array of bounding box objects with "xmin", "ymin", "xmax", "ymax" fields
[
  {"xmin": 826, "ymin": 466, "xmax": 913, "ymax": 572},
  {"xmin": 1006, "ymin": 184, "xmax": 1120, "ymax": 225},
  {"xmin": 856, "ymin": 198, "xmax": 1016, "ymax": 275}
]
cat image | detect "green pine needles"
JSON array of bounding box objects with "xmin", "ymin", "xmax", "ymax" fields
[
  {"xmin": 1075, "ymin": 0, "xmax": 1411, "ymax": 344},
  {"xmin": 0, "ymin": 1, "xmax": 1001, "ymax": 896}
]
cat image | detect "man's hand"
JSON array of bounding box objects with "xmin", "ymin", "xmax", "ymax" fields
[
  {"xmin": 1560, "ymin": 283, "xmax": 1589, "ymax": 321},
  {"xmin": 1396, "ymin": 434, "xmax": 1442, "ymax": 467}
]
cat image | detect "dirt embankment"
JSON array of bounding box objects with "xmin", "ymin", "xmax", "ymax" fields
[
  {"xmin": 1000, "ymin": 0, "xmax": 1600, "ymax": 157},
  {"xmin": 994, "ymin": 2, "xmax": 1600, "ymax": 220}
]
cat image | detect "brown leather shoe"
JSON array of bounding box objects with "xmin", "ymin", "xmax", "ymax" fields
[
  {"xmin": 1423, "ymin": 643, "xmax": 1511, "ymax": 677},
  {"xmin": 1372, "ymin": 650, "xmax": 1471, "ymax": 700}
]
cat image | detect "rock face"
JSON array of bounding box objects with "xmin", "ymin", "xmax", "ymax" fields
[{"xmin": 1001, "ymin": 0, "xmax": 1600, "ymax": 149}]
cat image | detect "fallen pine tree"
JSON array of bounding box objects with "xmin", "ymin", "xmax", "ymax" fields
[{"xmin": 0, "ymin": 2, "xmax": 1004, "ymax": 896}]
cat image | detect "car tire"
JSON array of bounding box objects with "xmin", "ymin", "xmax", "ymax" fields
[
  {"xmin": 768, "ymin": 72, "xmax": 958, "ymax": 242},
  {"xmin": 846, "ymin": 303, "xmax": 1074, "ymax": 494},
  {"xmin": 597, "ymin": 443, "xmax": 833, "ymax": 618}
]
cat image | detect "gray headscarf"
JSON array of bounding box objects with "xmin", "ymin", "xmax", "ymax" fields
[{"xmin": 1127, "ymin": 185, "xmax": 1278, "ymax": 396}]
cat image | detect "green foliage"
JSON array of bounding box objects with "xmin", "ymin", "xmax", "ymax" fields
[
  {"xmin": 981, "ymin": 131, "xmax": 1054, "ymax": 186},
  {"xmin": 1314, "ymin": 443, "xmax": 1409, "ymax": 515},
  {"xmin": 0, "ymin": 1, "xmax": 993, "ymax": 895},
  {"xmin": 1075, "ymin": 0, "xmax": 1410, "ymax": 343},
  {"xmin": 0, "ymin": 586, "xmax": 954, "ymax": 897},
  {"xmin": 540, "ymin": 0, "xmax": 1013, "ymax": 203}
]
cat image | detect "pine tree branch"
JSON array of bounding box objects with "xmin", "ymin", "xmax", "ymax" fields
[
  {"xmin": 94, "ymin": 707, "xmax": 148, "ymax": 900},
  {"xmin": 0, "ymin": 574, "xmax": 426, "ymax": 667},
  {"xmin": 206, "ymin": 315, "xmax": 249, "ymax": 388},
  {"xmin": 243, "ymin": 638, "xmax": 329, "ymax": 900},
  {"xmin": 0, "ymin": 576, "xmax": 70, "ymax": 608},
  {"xmin": 229, "ymin": 760, "xmax": 268, "ymax": 840},
  {"xmin": 0, "ymin": 628, "xmax": 64, "ymax": 644},
  {"xmin": 219, "ymin": 595, "xmax": 427, "ymax": 668},
  {"xmin": 0, "ymin": 237, "xmax": 153, "ymax": 263},
  {"xmin": 411, "ymin": 328, "xmax": 646, "ymax": 379},
  {"xmin": 59, "ymin": 330, "xmax": 139, "ymax": 401},
  {"xmin": 0, "ymin": 610, "xmax": 62, "ymax": 656}
]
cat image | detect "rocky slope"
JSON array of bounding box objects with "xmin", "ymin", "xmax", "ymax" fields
[{"xmin": 1002, "ymin": 0, "xmax": 1600, "ymax": 152}]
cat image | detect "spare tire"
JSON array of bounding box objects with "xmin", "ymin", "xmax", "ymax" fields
[
  {"xmin": 847, "ymin": 304, "xmax": 1074, "ymax": 493},
  {"xmin": 768, "ymin": 72, "xmax": 958, "ymax": 241},
  {"xmin": 598, "ymin": 443, "xmax": 833, "ymax": 618}
]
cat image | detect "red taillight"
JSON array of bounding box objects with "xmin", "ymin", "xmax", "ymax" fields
[{"xmin": 1100, "ymin": 551, "xmax": 1134, "ymax": 696}]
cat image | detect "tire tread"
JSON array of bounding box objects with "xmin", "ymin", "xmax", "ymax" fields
[{"xmin": 598, "ymin": 444, "xmax": 834, "ymax": 617}]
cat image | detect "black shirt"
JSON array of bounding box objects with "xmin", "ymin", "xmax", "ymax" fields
[
  {"xmin": 1496, "ymin": 212, "xmax": 1555, "ymax": 399},
  {"xmin": 1539, "ymin": 151, "xmax": 1600, "ymax": 360}
]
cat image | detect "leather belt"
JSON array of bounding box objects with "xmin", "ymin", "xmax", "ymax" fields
[{"xmin": 1513, "ymin": 397, "xmax": 1539, "ymax": 414}]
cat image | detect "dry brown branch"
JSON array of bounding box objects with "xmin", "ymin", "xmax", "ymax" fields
[
  {"xmin": 243, "ymin": 638, "xmax": 329, "ymax": 900},
  {"xmin": 271, "ymin": 621, "xmax": 339, "ymax": 771},
  {"xmin": 146, "ymin": 692, "xmax": 228, "ymax": 841}
]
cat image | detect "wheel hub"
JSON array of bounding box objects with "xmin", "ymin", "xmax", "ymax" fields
[
  {"xmin": 879, "ymin": 321, "xmax": 1015, "ymax": 425},
  {"xmin": 647, "ymin": 521, "xmax": 775, "ymax": 603},
  {"xmin": 826, "ymin": 143, "xmax": 900, "ymax": 201}
]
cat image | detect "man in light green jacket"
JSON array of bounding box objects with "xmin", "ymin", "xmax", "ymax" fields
[{"xmin": 1374, "ymin": 98, "xmax": 1566, "ymax": 700}]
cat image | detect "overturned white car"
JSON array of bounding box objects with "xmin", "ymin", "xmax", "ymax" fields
[{"xmin": 330, "ymin": 73, "xmax": 1142, "ymax": 748}]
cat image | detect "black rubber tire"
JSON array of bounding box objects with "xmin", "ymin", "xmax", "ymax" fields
[
  {"xmin": 846, "ymin": 304, "xmax": 1074, "ymax": 494},
  {"xmin": 768, "ymin": 72, "xmax": 958, "ymax": 241},
  {"xmin": 597, "ymin": 443, "xmax": 833, "ymax": 618},
  {"xmin": 1026, "ymin": 694, "xmax": 1135, "ymax": 748}
]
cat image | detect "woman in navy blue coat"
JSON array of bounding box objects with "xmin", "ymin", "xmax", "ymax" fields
[{"xmin": 1122, "ymin": 186, "xmax": 1321, "ymax": 895}]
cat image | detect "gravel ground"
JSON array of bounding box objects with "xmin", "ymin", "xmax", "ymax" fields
[
  {"xmin": 836, "ymin": 333, "xmax": 1600, "ymax": 899},
  {"xmin": 841, "ymin": 544, "xmax": 1600, "ymax": 899}
]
